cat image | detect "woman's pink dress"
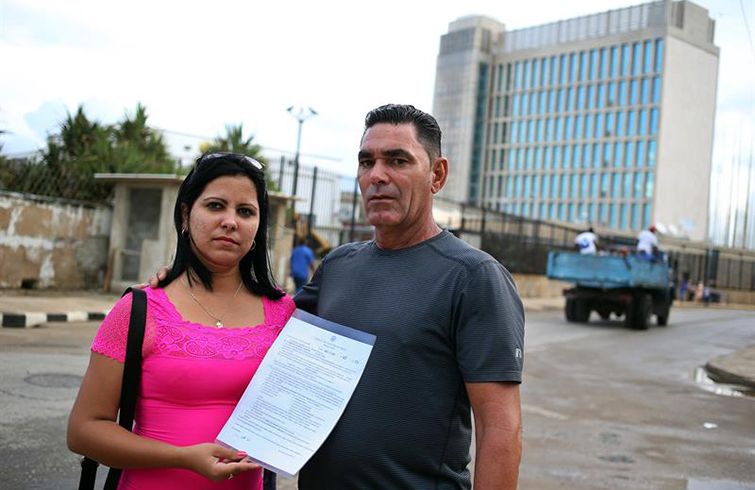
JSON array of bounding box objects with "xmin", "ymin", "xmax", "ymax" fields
[{"xmin": 91, "ymin": 287, "xmax": 296, "ymax": 489}]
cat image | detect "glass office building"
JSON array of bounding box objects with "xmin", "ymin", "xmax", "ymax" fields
[{"xmin": 433, "ymin": 0, "xmax": 719, "ymax": 241}]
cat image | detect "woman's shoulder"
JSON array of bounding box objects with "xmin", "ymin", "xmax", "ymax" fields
[{"xmin": 265, "ymin": 292, "xmax": 296, "ymax": 324}]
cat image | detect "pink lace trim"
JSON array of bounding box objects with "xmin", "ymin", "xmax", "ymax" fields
[{"xmin": 92, "ymin": 288, "xmax": 295, "ymax": 362}]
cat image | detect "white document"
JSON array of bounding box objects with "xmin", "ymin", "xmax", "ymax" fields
[{"xmin": 216, "ymin": 309, "xmax": 376, "ymax": 478}]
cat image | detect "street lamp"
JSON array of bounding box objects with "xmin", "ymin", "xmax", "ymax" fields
[
  {"xmin": 286, "ymin": 106, "xmax": 318, "ymax": 199},
  {"xmin": 286, "ymin": 106, "xmax": 318, "ymax": 243}
]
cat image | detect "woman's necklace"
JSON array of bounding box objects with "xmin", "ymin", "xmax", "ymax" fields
[{"xmin": 182, "ymin": 278, "xmax": 244, "ymax": 328}]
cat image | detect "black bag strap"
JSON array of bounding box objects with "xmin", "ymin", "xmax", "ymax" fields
[{"xmin": 78, "ymin": 287, "xmax": 147, "ymax": 490}]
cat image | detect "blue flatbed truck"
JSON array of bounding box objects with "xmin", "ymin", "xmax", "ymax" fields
[{"xmin": 546, "ymin": 250, "xmax": 673, "ymax": 330}]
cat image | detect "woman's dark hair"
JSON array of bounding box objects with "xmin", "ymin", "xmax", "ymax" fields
[
  {"xmin": 158, "ymin": 151, "xmax": 283, "ymax": 300},
  {"xmin": 363, "ymin": 104, "xmax": 442, "ymax": 161}
]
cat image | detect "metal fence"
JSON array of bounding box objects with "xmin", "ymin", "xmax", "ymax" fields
[{"xmin": 0, "ymin": 155, "xmax": 118, "ymax": 203}]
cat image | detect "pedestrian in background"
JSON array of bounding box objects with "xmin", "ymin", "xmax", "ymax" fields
[
  {"xmin": 68, "ymin": 152, "xmax": 295, "ymax": 489},
  {"xmin": 637, "ymin": 224, "xmax": 660, "ymax": 260},
  {"xmin": 290, "ymin": 237, "xmax": 315, "ymax": 293},
  {"xmin": 575, "ymin": 227, "xmax": 599, "ymax": 255}
]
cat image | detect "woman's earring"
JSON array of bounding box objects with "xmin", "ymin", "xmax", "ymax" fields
[{"xmin": 250, "ymin": 240, "xmax": 256, "ymax": 251}]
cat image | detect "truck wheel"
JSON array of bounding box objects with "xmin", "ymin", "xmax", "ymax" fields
[
  {"xmin": 632, "ymin": 294, "xmax": 652, "ymax": 330},
  {"xmin": 656, "ymin": 300, "xmax": 671, "ymax": 326},
  {"xmin": 565, "ymin": 298, "xmax": 576, "ymax": 322},
  {"xmin": 574, "ymin": 299, "xmax": 590, "ymax": 322}
]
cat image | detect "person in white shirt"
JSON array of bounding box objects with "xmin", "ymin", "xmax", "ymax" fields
[
  {"xmin": 636, "ymin": 225, "xmax": 659, "ymax": 260},
  {"xmin": 575, "ymin": 227, "xmax": 598, "ymax": 255}
]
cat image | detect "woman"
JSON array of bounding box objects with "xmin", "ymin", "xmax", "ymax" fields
[{"xmin": 68, "ymin": 152, "xmax": 295, "ymax": 489}]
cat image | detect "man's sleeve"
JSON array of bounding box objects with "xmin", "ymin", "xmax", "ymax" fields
[{"xmin": 455, "ymin": 260, "xmax": 525, "ymax": 383}]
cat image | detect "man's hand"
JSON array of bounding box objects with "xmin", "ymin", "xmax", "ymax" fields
[{"xmin": 147, "ymin": 267, "xmax": 170, "ymax": 288}]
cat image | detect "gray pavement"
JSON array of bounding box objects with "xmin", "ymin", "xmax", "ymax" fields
[{"xmin": 1, "ymin": 289, "xmax": 753, "ymax": 390}]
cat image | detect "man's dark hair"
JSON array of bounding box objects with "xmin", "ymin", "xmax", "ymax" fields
[
  {"xmin": 363, "ymin": 104, "xmax": 442, "ymax": 161},
  {"xmin": 159, "ymin": 152, "xmax": 283, "ymax": 300}
]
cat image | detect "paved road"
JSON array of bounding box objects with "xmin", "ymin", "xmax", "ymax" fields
[{"xmin": 0, "ymin": 307, "xmax": 753, "ymax": 489}]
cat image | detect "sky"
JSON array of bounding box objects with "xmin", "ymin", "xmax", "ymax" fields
[{"xmin": 1, "ymin": 0, "xmax": 753, "ymax": 183}]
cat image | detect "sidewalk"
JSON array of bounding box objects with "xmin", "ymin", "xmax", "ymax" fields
[{"xmin": 1, "ymin": 290, "xmax": 752, "ymax": 390}]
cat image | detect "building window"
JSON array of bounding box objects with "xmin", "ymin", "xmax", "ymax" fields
[
  {"xmin": 648, "ymin": 140, "xmax": 657, "ymax": 167},
  {"xmin": 612, "ymin": 171, "xmax": 621, "ymax": 197},
  {"xmin": 581, "ymin": 173, "xmax": 589, "ymax": 197},
  {"xmin": 548, "ymin": 89, "xmax": 557, "ymax": 113},
  {"xmin": 570, "ymin": 52, "xmax": 578, "ymax": 81},
  {"xmin": 550, "ymin": 55, "xmax": 558, "ymax": 85},
  {"xmin": 625, "ymin": 141, "xmax": 634, "ymax": 168},
  {"xmin": 620, "ymin": 203, "xmax": 628, "ymax": 229},
  {"xmin": 523, "ymin": 60, "xmax": 531, "ymax": 88},
  {"xmin": 560, "ymin": 54, "xmax": 568, "ymax": 84},
  {"xmin": 632, "ymin": 42, "xmax": 642, "ymax": 76},
  {"xmin": 580, "ymin": 51, "xmax": 589, "ymax": 81},
  {"xmin": 634, "ymin": 172, "xmax": 643, "ymax": 198},
  {"xmin": 630, "ymin": 79, "xmax": 638, "ymax": 105},
  {"xmin": 645, "ymin": 171, "xmax": 654, "ymax": 198},
  {"xmin": 600, "ymin": 47, "xmax": 609, "ymax": 79},
  {"xmin": 601, "ymin": 173, "xmax": 610, "ymax": 197},
  {"xmin": 636, "ymin": 140, "xmax": 646, "ymax": 167},
  {"xmin": 575, "ymin": 115, "xmax": 583, "ymax": 139},
  {"xmin": 592, "ymin": 173, "xmax": 599, "ymax": 197},
  {"xmin": 514, "ymin": 61, "xmax": 522, "ymax": 89},
  {"xmin": 587, "ymin": 84, "xmax": 595, "ymax": 109},
  {"xmin": 643, "ymin": 40, "xmax": 653, "ymax": 73},
  {"xmin": 597, "ymin": 83, "xmax": 605, "ymax": 107},
  {"xmin": 614, "ymin": 141, "xmax": 623, "ymax": 167},
  {"xmin": 606, "ymin": 112, "xmax": 614, "ymax": 135},
  {"xmin": 574, "ymin": 144, "xmax": 582, "ymax": 168},
  {"xmin": 610, "ymin": 203, "xmax": 617, "ymax": 228},
  {"xmin": 561, "ymin": 174, "xmax": 568, "ymax": 198},
  {"xmin": 616, "ymin": 111, "xmax": 625, "ymax": 136},
  {"xmin": 652, "ymin": 76, "xmax": 661, "ymax": 103},
  {"xmin": 638, "ymin": 109, "xmax": 647, "ymax": 135},
  {"xmin": 551, "ymin": 174, "xmax": 559, "ymax": 198},
  {"xmin": 585, "ymin": 114, "xmax": 593, "ymax": 139},
  {"xmin": 603, "ymin": 143, "xmax": 612, "ymax": 166},
  {"xmin": 594, "ymin": 113, "xmax": 604, "ymax": 139},
  {"xmin": 624, "ymin": 172, "xmax": 633, "ymax": 198},
  {"xmin": 654, "ymin": 38, "xmax": 664, "ymax": 72},
  {"xmin": 618, "ymin": 80, "xmax": 627, "ymax": 106},
  {"xmin": 554, "ymin": 146, "xmax": 562, "ymax": 169},
  {"xmin": 650, "ymin": 108, "xmax": 659, "ymax": 135},
  {"xmin": 539, "ymin": 91, "xmax": 547, "ymax": 114},
  {"xmin": 643, "ymin": 202, "xmax": 651, "ymax": 228},
  {"xmin": 610, "ymin": 46, "xmax": 619, "ymax": 77},
  {"xmin": 590, "ymin": 49, "xmax": 599, "ymax": 80},
  {"xmin": 607, "ymin": 81, "xmax": 616, "ymax": 106},
  {"xmin": 593, "ymin": 143, "xmax": 601, "ymax": 167},
  {"xmin": 558, "ymin": 88, "xmax": 567, "ymax": 112},
  {"xmin": 568, "ymin": 87, "xmax": 576, "ymax": 110},
  {"xmin": 565, "ymin": 116, "xmax": 573, "ymax": 140},
  {"xmin": 641, "ymin": 78, "xmax": 650, "ymax": 105},
  {"xmin": 621, "ymin": 43, "xmax": 630, "ymax": 76},
  {"xmin": 627, "ymin": 111, "xmax": 636, "ymax": 136},
  {"xmin": 600, "ymin": 202, "xmax": 607, "ymax": 224}
]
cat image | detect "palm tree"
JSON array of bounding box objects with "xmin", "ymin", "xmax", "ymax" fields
[{"xmin": 202, "ymin": 124, "xmax": 277, "ymax": 190}]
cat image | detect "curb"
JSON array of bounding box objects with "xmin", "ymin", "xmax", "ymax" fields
[{"xmin": 0, "ymin": 311, "xmax": 108, "ymax": 328}]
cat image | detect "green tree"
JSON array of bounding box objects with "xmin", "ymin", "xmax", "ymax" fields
[{"xmin": 2, "ymin": 103, "xmax": 180, "ymax": 201}]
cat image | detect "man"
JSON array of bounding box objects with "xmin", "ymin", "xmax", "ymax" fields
[
  {"xmin": 575, "ymin": 227, "xmax": 598, "ymax": 255},
  {"xmin": 637, "ymin": 224, "xmax": 659, "ymax": 260},
  {"xmin": 290, "ymin": 237, "xmax": 315, "ymax": 293},
  {"xmin": 151, "ymin": 105, "xmax": 524, "ymax": 489},
  {"xmin": 295, "ymin": 104, "xmax": 524, "ymax": 489}
]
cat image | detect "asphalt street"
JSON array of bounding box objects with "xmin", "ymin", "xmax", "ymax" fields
[{"xmin": 0, "ymin": 307, "xmax": 753, "ymax": 489}]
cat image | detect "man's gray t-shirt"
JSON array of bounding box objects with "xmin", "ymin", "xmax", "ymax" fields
[{"xmin": 294, "ymin": 230, "xmax": 524, "ymax": 489}]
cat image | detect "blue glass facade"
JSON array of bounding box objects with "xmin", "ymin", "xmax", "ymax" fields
[{"xmin": 486, "ymin": 36, "xmax": 664, "ymax": 231}]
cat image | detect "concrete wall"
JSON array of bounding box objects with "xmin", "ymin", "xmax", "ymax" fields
[
  {"xmin": 0, "ymin": 192, "xmax": 111, "ymax": 289},
  {"xmin": 654, "ymin": 34, "xmax": 718, "ymax": 240}
]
